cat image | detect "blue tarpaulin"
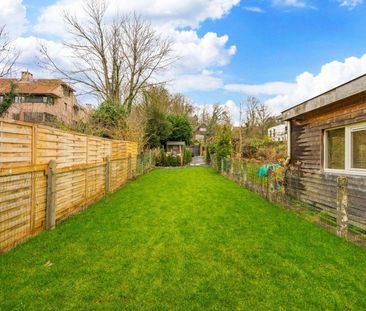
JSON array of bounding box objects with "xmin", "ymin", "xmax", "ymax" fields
[{"xmin": 257, "ymin": 163, "xmax": 281, "ymax": 177}]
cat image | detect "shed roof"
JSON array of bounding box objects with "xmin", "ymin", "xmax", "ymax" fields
[
  {"xmin": 166, "ymin": 141, "xmax": 186, "ymax": 146},
  {"xmin": 281, "ymin": 74, "xmax": 366, "ymax": 120}
]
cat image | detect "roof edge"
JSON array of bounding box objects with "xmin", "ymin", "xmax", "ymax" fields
[{"xmin": 281, "ymin": 73, "xmax": 366, "ymax": 120}]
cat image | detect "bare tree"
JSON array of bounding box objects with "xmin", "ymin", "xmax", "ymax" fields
[
  {"xmin": 40, "ymin": 0, "xmax": 173, "ymax": 113},
  {"xmin": 256, "ymin": 102, "xmax": 273, "ymax": 136},
  {"xmin": 244, "ymin": 96, "xmax": 260, "ymax": 137},
  {"xmin": 0, "ymin": 25, "xmax": 20, "ymax": 77},
  {"xmin": 243, "ymin": 96, "xmax": 274, "ymax": 138}
]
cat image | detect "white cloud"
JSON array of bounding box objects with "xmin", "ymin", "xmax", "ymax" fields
[
  {"xmin": 264, "ymin": 53, "xmax": 366, "ymax": 113},
  {"xmin": 223, "ymin": 99, "xmax": 241, "ymax": 125},
  {"xmin": 0, "ymin": 0, "xmax": 27, "ymax": 37},
  {"xmin": 34, "ymin": 0, "xmax": 240, "ymax": 36},
  {"xmin": 338, "ymin": 0, "xmax": 363, "ymax": 9},
  {"xmin": 171, "ymin": 31, "xmax": 237, "ymax": 74},
  {"xmin": 13, "ymin": 36, "xmax": 73, "ymax": 76},
  {"xmin": 224, "ymin": 81, "xmax": 296, "ymax": 95},
  {"xmin": 272, "ymin": 0, "xmax": 308, "ymax": 8},
  {"xmin": 29, "ymin": 0, "xmax": 238, "ymax": 94},
  {"xmin": 243, "ymin": 6, "xmax": 265, "ymax": 13}
]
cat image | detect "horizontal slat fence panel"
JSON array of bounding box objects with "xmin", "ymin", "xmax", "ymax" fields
[
  {"xmin": 0, "ymin": 120, "xmax": 33, "ymax": 168},
  {"xmin": 0, "ymin": 118, "xmax": 147, "ymax": 252}
]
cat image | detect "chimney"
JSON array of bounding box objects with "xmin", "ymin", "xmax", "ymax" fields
[
  {"xmin": 85, "ymin": 104, "xmax": 93, "ymax": 111},
  {"xmin": 21, "ymin": 71, "xmax": 33, "ymax": 82}
]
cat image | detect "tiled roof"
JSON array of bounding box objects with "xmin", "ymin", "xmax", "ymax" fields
[{"xmin": 0, "ymin": 79, "xmax": 72, "ymax": 96}]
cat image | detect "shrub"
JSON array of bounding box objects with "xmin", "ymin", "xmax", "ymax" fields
[
  {"xmin": 155, "ymin": 151, "xmax": 182, "ymax": 167},
  {"xmin": 241, "ymin": 137, "xmax": 287, "ymax": 163},
  {"xmin": 155, "ymin": 149, "xmax": 167, "ymax": 166},
  {"xmin": 0, "ymin": 82, "xmax": 16, "ymax": 117},
  {"xmin": 166, "ymin": 154, "xmax": 181, "ymax": 167},
  {"xmin": 183, "ymin": 149, "xmax": 192, "ymax": 164}
]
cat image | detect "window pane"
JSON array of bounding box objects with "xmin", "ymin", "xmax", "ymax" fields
[
  {"xmin": 327, "ymin": 128, "xmax": 345, "ymax": 169},
  {"xmin": 352, "ymin": 129, "xmax": 366, "ymax": 169}
]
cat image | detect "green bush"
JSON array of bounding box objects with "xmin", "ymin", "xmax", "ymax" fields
[
  {"xmin": 166, "ymin": 154, "xmax": 181, "ymax": 167},
  {"xmin": 206, "ymin": 125, "xmax": 232, "ymax": 169},
  {"xmin": 155, "ymin": 151, "xmax": 182, "ymax": 167},
  {"xmin": 183, "ymin": 149, "xmax": 192, "ymax": 164},
  {"xmin": 155, "ymin": 149, "xmax": 167, "ymax": 166}
]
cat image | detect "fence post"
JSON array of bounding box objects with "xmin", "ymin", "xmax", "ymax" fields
[
  {"xmin": 141, "ymin": 154, "xmax": 144, "ymax": 174},
  {"xmin": 128, "ymin": 153, "xmax": 132, "ymax": 179},
  {"xmin": 242, "ymin": 163, "xmax": 247, "ymax": 187},
  {"xmin": 239, "ymin": 163, "xmax": 243, "ymax": 186},
  {"xmin": 221, "ymin": 158, "xmax": 224, "ymax": 174},
  {"xmin": 337, "ymin": 176, "xmax": 348, "ymax": 238},
  {"xmin": 46, "ymin": 160, "xmax": 56, "ymax": 230},
  {"xmin": 105, "ymin": 155, "xmax": 110, "ymax": 194},
  {"xmin": 267, "ymin": 168, "xmax": 275, "ymax": 202},
  {"xmin": 149, "ymin": 150, "xmax": 152, "ymax": 169}
]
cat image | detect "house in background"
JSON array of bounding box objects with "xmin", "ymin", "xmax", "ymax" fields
[
  {"xmin": 192, "ymin": 123, "xmax": 207, "ymax": 156},
  {"xmin": 282, "ymin": 74, "xmax": 366, "ymax": 228},
  {"xmin": 268, "ymin": 123, "xmax": 287, "ymax": 141},
  {"xmin": 0, "ymin": 71, "xmax": 91, "ymax": 124}
]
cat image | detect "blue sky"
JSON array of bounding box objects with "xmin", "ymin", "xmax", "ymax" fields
[
  {"xmin": 191, "ymin": 0, "xmax": 366, "ymax": 105},
  {"xmin": 2, "ymin": 0, "xmax": 366, "ymax": 121}
]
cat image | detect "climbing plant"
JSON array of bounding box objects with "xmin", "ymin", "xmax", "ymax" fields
[{"xmin": 0, "ymin": 82, "xmax": 16, "ymax": 117}]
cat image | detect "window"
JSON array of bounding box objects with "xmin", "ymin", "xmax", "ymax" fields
[
  {"xmin": 326, "ymin": 128, "xmax": 345, "ymax": 169},
  {"xmin": 44, "ymin": 113, "xmax": 56, "ymax": 122},
  {"xmin": 351, "ymin": 127, "xmax": 366, "ymax": 169},
  {"xmin": 24, "ymin": 112, "xmax": 44, "ymax": 122},
  {"xmin": 64, "ymin": 103, "xmax": 67, "ymax": 111},
  {"xmin": 63, "ymin": 86, "xmax": 72, "ymax": 97},
  {"xmin": 14, "ymin": 96, "xmax": 25, "ymax": 103},
  {"xmin": 324, "ymin": 123, "xmax": 366, "ymax": 174}
]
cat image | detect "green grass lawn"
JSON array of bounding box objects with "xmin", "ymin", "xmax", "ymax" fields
[{"xmin": 1, "ymin": 167, "xmax": 366, "ymax": 310}]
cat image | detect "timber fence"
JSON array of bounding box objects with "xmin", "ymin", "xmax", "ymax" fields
[
  {"xmin": 0, "ymin": 119, "xmax": 154, "ymax": 252},
  {"xmin": 211, "ymin": 155, "xmax": 366, "ymax": 246}
]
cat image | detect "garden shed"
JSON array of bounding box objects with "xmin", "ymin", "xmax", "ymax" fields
[
  {"xmin": 282, "ymin": 74, "xmax": 366, "ymax": 229},
  {"xmin": 166, "ymin": 141, "xmax": 185, "ymax": 155}
]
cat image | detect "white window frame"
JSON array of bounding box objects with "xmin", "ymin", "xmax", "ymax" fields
[{"xmin": 324, "ymin": 122, "xmax": 366, "ymax": 176}]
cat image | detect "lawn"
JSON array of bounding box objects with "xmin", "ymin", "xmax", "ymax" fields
[{"xmin": 1, "ymin": 167, "xmax": 366, "ymax": 310}]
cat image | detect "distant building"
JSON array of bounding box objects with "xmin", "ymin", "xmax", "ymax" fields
[
  {"xmin": 193, "ymin": 123, "xmax": 208, "ymax": 156},
  {"xmin": 268, "ymin": 123, "xmax": 288, "ymax": 142},
  {"xmin": 194, "ymin": 123, "xmax": 207, "ymax": 142},
  {"xmin": 0, "ymin": 71, "xmax": 90, "ymax": 124}
]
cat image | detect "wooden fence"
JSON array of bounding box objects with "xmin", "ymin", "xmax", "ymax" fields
[
  {"xmin": 211, "ymin": 155, "xmax": 366, "ymax": 246},
  {"xmin": 0, "ymin": 119, "xmax": 153, "ymax": 252}
]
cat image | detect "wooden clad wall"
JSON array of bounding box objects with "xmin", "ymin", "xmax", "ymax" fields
[
  {"xmin": 286, "ymin": 94, "xmax": 366, "ymax": 229},
  {"xmin": 0, "ymin": 119, "xmax": 140, "ymax": 252}
]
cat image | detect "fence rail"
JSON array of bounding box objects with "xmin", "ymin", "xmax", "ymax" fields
[
  {"xmin": 211, "ymin": 155, "xmax": 366, "ymax": 246},
  {"xmin": 0, "ymin": 119, "xmax": 154, "ymax": 252}
]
